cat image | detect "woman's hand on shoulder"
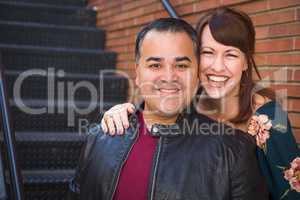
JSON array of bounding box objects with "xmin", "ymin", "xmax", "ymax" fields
[
  {"xmin": 253, "ymin": 93, "xmax": 271, "ymax": 112},
  {"xmin": 101, "ymin": 103, "xmax": 135, "ymax": 135}
]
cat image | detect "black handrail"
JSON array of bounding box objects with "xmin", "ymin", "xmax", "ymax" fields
[
  {"xmin": 161, "ymin": 0, "xmax": 178, "ymax": 18},
  {"xmin": 0, "ymin": 54, "xmax": 24, "ymax": 200},
  {"xmin": 0, "ymin": 149, "xmax": 7, "ymax": 200}
]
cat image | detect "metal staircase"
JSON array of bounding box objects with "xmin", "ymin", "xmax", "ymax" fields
[{"xmin": 0, "ymin": 0, "xmax": 128, "ymax": 199}]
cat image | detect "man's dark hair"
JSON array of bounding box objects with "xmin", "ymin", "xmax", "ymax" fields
[{"xmin": 135, "ymin": 18, "xmax": 200, "ymax": 64}]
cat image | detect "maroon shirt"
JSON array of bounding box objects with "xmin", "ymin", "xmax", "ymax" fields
[{"xmin": 113, "ymin": 112, "xmax": 159, "ymax": 200}]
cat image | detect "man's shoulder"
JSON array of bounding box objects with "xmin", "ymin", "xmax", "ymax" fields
[{"xmin": 85, "ymin": 122, "xmax": 139, "ymax": 152}]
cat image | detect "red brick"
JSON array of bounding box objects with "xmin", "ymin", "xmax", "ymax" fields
[
  {"xmin": 123, "ymin": 0, "xmax": 156, "ymax": 11},
  {"xmin": 293, "ymin": 128, "xmax": 300, "ymax": 144},
  {"xmin": 287, "ymin": 98, "xmax": 300, "ymax": 112},
  {"xmin": 106, "ymin": 27, "xmax": 140, "ymax": 41},
  {"xmin": 256, "ymin": 38, "xmax": 294, "ymax": 53},
  {"xmin": 295, "ymin": 37, "xmax": 300, "ymax": 50},
  {"xmin": 289, "ymin": 113, "xmax": 300, "ymax": 127},
  {"xmin": 116, "ymin": 61, "xmax": 136, "ymax": 71},
  {"xmin": 108, "ymin": 46, "xmax": 128, "ymax": 53},
  {"xmin": 193, "ymin": 0, "xmax": 221, "ymax": 13},
  {"xmin": 182, "ymin": 14, "xmax": 201, "ymax": 25},
  {"xmin": 251, "ymin": 9, "xmax": 296, "ymax": 26},
  {"xmin": 104, "ymin": 19, "xmax": 136, "ymax": 31},
  {"xmin": 258, "ymin": 67, "xmax": 293, "ymax": 81},
  {"xmin": 254, "ymin": 54, "xmax": 268, "ymax": 65},
  {"xmin": 221, "ymin": 0, "xmax": 251, "ymax": 5},
  {"xmin": 106, "ymin": 29, "xmax": 130, "ymax": 40},
  {"xmin": 176, "ymin": 3, "xmax": 194, "ymax": 16},
  {"xmin": 89, "ymin": 0, "xmax": 121, "ymax": 12},
  {"xmin": 255, "ymin": 26, "xmax": 270, "ymax": 40},
  {"xmin": 269, "ymin": 0, "xmax": 300, "ymax": 10},
  {"xmin": 118, "ymin": 52, "xmax": 134, "ymax": 62},
  {"xmin": 267, "ymin": 53, "xmax": 300, "ymax": 65},
  {"xmin": 97, "ymin": 5, "xmax": 122, "ymax": 19},
  {"xmin": 233, "ymin": 0, "xmax": 269, "ymax": 14},
  {"xmin": 99, "ymin": 3, "xmax": 163, "ymax": 27},
  {"xmin": 154, "ymin": 12, "xmax": 170, "ymax": 19},
  {"xmin": 134, "ymin": 13, "xmax": 156, "ymax": 25},
  {"xmin": 293, "ymin": 69, "xmax": 300, "ymax": 80},
  {"xmin": 170, "ymin": 0, "xmax": 197, "ymax": 6},
  {"xmin": 104, "ymin": 12, "xmax": 167, "ymax": 31},
  {"xmin": 106, "ymin": 36, "xmax": 135, "ymax": 47},
  {"xmin": 96, "ymin": 0, "xmax": 157, "ymax": 19},
  {"xmin": 292, "ymin": 128, "xmax": 300, "ymax": 143},
  {"xmin": 269, "ymin": 22, "xmax": 300, "ymax": 38},
  {"xmin": 270, "ymin": 84, "xmax": 300, "ymax": 98}
]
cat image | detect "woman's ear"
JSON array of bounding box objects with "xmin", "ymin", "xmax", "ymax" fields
[{"xmin": 243, "ymin": 63, "xmax": 248, "ymax": 71}]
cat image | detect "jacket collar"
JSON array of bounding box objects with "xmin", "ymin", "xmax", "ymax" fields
[{"xmin": 128, "ymin": 102, "xmax": 194, "ymax": 137}]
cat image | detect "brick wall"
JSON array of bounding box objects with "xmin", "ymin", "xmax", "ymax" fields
[{"xmin": 88, "ymin": 0, "xmax": 300, "ymax": 141}]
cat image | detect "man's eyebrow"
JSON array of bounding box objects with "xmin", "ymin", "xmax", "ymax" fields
[
  {"xmin": 175, "ymin": 56, "xmax": 192, "ymax": 62},
  {"xmin": 146, "ymin": 57, "xmax": 162, "ymax": 62}
]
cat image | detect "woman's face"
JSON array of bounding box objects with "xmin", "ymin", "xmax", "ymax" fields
[{"xmin": 200, "ymin": 25, "xmax": 248, "ymax": 99}]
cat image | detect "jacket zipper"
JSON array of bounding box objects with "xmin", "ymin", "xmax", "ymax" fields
[
  {"xmin": 110, "ymin": 133, "xmax": 139, "ymax": 200},
  {"xmin": 149, "ymin": 137, "xmax": 163, "ymax": 200}
]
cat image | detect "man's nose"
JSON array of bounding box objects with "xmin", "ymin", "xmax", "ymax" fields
[{"xmin": 162, "ymin": 65, "xmax": 178, "ymax": 82}]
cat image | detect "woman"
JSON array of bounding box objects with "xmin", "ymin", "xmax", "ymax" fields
[{"xmin": 100, "ymin": 7, "xmax": 299, "ymax": 200}]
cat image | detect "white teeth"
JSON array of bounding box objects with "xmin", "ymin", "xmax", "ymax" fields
[
  {"xmin": 159, "ymin": 89, "xmax": 179, "ymax": 93},
  {"xmin": 208, "ymin": 75, "xmax": 228, "ymax": 82}
]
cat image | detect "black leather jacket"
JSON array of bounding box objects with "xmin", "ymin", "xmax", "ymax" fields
[{"xmin": 69, "ymin": 110, "xmax": 268, "ymax": 200}]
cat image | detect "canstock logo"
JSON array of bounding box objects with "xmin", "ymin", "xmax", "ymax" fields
[{"xmin": 13, "ymin": 68, "xmax": 133, "ymax": 127}]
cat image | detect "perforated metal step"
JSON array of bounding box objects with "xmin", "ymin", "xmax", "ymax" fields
[
  {"xmin": 0, "ymin": 21, "xmax": 105, "ymax": 49},
  {"xmin": 0, "ymin": 1, "xmax": 96, "ymax": 26},
  {"xmin": 4, "ymin": 0, "xmax": 86, "ymax": 7},
  {"xmin": 0, "ymin": 44, "xmax": 117, "ymax": 73},
  {"xmin": 5, "ymin": 70, "xmax": 129, "ymax": 102}
]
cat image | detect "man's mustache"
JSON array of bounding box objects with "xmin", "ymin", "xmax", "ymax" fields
[{"xmin": 153, "ymin": 81, "xmax": 183, "ymax": 90}]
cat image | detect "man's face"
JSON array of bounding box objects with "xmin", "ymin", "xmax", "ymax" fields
[{"xmin": 135, "ymin": 30, "xmax": 199, "ymax": 118}]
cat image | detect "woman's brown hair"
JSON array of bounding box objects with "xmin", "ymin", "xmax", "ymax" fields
[{"xmin": 196, "ymin": 7, "xmax": 274, "ymax": 123}]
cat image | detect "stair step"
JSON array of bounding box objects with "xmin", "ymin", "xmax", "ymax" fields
[
  {"xmin": 4, "ymin": 0, "xmax": 86, "ymax": 7},
  {"xmin": 12, "ymin": 132, "xmax": 86, "ymax": 169},
  {"xmin": 23, "ymin": 169, "xmax": 74, "ymax": 184},
  {"xmin": 22, "ymin": 169, "xmax": 74, "ymax": 200},
  {"xmin": 10, "ymin": 99, "xmax": 115, "ymax": 132},
  {"xmin": 0, "ymin": 44, "xmax": 117, "ymax": 73},
  {"xmin": 0, "ymin": 0, "xmax": 120, "ymax": 198},
  {"xmin": 0, "ymin": 1, "xmax": 96, "ymax": 27},
  {"xmin": 0, "ymin": 21, "xmax": 105, "ymax": 49},
  {"xmin": 5, "ymin": 70, "xmax": 129, "ymax": 102}
]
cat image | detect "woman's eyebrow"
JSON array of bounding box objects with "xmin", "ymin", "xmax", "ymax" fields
[
  {"xmin": 225, "ymin": 49, "xmax": 240, "ymax": 53},
  {"xmin": 200, "ymin": 46, "xmax": 214, "ymax": 51}
]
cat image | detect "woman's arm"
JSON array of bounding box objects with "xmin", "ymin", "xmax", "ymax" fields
[{"xmin": 251, "ymin": 101, "xmax": 300, "ymax": 200}]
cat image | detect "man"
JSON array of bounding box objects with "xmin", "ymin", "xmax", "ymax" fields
[{"xmin": 69, "ymin": 18, "xmax": 268, "ymax": 200}]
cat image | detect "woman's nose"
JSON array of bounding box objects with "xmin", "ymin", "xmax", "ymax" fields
[{"xmin": 211, "ymin": 54, "xmax": 226, "ymax": 72}]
